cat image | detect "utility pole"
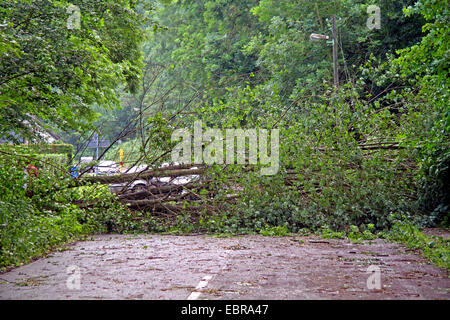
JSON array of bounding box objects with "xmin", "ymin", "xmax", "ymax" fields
[
  {"xmin": 331, "ymin": 15, "xmax": 339, "ymax": 89},
  {"xmin": 95, "ymin": 133, "xmax": 99, "ymax": 161},
  {"xmin": 310, "ymin": 16, "xmax": 340, "ymax": 90}
]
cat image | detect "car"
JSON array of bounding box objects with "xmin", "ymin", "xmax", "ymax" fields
[
  {"xmin": 108, "ymin": 163, "xmax": 200, "ymax": 194},
  {"xmin": 108, "ymin": 165, "xmax": 145, "ymax": 193},
  {"xmin": 95, "ymin": 160, "xmax": 120, "ymax": 176}
]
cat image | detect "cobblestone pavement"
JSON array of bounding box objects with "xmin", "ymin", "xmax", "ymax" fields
[{"xmin": 0, "ymin": 234, "xmax": 449, "ymax": 300}]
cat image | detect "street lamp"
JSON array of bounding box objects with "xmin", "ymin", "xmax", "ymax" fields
[
  {"xmin": 310, "ymin": 33, "xmax": 329, "ymax": 41},
  {"xmin": 310, "ymin": 15, "xmax": 340, "ymax": 89}
]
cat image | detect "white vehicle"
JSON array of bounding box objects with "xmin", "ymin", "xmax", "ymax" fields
[
  {"xmin": 108, "ymin": 163, "xmax": 200, "ymax": 194},
  {"xmin": 80, "ymin": 157, "xmax": 94, "ymax": 163},
  {"xmin": 95, "ymin": 160, "xmax": 120, "ymax": 176},
  {"xmin": 155, "ymin": 162, "xmax": 200, "ymax": 186},
  {"xmin": 109, "ymin": 180, "xmax": 148, "ymax": 194},
  {"xmin": 109, "ymin": 165, "xmax": 146, "ymax": 193}
]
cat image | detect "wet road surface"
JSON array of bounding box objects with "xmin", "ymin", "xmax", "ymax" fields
[{"xmin": 0, "ymin": 234, "xmax": 449, "ymax": 300}]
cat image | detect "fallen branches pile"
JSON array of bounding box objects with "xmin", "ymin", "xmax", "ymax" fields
[{"xmin": 77, "ymin": 140, "xmax": 410, "ymax": 218}]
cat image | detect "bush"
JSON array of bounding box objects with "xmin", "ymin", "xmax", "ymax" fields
[
  {"xmin": 0, "ymin": 150, "xmax": 88, "ymax": 270},
  {"xmin": 0, "ymin": 146, "xmax": 140, "ymax": 271}
]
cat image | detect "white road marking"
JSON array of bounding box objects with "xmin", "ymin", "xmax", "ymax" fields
[
  {"xmin": 187, "ymin": 275, "xmax": 213, "ymax": 300},
  {"xmin": 186, "ymin": 250, "xmax": 233, "ymax": 300}
]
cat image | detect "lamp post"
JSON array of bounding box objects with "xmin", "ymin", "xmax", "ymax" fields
[
  {"xmin": 331, "ymin": 15, "xmax": 339, "ymax": 89},
  {"xmin": 310, "ymin": 15, "xmax": 340, "ymax": 90},
  {"xmin": 310, "ymin": 33, "xmax": 329, "ymax": 41}
]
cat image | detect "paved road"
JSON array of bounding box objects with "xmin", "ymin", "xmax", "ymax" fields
[{"xmin": 0, "ymin": 234, "xmax": 449, "ymax": 300}]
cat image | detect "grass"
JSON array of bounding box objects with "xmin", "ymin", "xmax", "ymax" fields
[{"xmin": 387, "ymin": 222, "xmax": 449, "ymax": 270}]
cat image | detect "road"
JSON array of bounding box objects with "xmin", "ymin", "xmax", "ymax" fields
[{"xmin": 0, "ymin": 234, "xmax": 449, "ymax": 300}]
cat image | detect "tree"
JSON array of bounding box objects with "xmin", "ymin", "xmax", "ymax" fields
[
  {"xmin": 395, "ymin": 0, "xmax": 449, "ymax": 220},
  {"xmin": 0, "ymin": 0, "xmax": 150, "ymax": 141}
]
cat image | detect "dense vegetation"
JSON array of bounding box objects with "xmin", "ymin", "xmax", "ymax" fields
[
  {"xmin": 0, "ymin": 0, "xmax": 153, "ymax": 141},
  {"xmin": 0, "ymin": 0, "xmax": 448, "ymax": 270},
  {"xmin": 99, "ymin": 0, "xmax": 448, "ymax": 230}
]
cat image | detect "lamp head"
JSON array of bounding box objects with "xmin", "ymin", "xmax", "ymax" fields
[{"xmin": 310, "ymin": 33, "xmax": 330, "ymax": 41}]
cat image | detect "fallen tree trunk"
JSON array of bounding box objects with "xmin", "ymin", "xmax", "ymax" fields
[
  {"xmin": 82, "ymin": 167, "xmax": 205, "ymax": 184},
  {"xmin": 125, "ymin": 195, "xmax": 188, "ymax": 207},
  {"xmin": 118, "ymin": 185, "xmax": 184, "ymax": 200},
  {"xmin": 75, "ymin": 140, "xmax": 409, "ymax": 215}
]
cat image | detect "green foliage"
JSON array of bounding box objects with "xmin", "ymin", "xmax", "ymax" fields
[
  {"xmin": 259, "ymin": 225, "xmax": 290, "ymax": 237},
  {"xmin": 0, "ymin": 0, "xmax": 149, "ymax": 141},
  {"xmin": 150, "ymin": 0, "xmax": 446, "ymax": 235},
  {"xmin": 388, "ymin": 220, "xmax": 450, "ymax": 270},
  {"xmin": 0, "ymin": 147, "xmax": 147, "ymax": 270},
  {"xmin": 393, "ymin": 0, "xmax": 449, "ymax": 225},
  {"xmin": 183, "ymin": 82, "xmax": 422, "ymax": 232},
  {"xmin": 103, "ymin": 112, "xmax": 175, "ymax": 166},
  {"xmin": 104, "ymin": 139, "xmax": 144, "ymax": 165},
  {"xmin": 319, "ymin": 226, "xmax": 346, "ymax": 239},
  {"xmin": 14, "ymin": 143, "xmax": 74, "ymax": 164},
  {"xmin": 24, "ymin": 143, "xmax": 74, "ymax": 156},
  {"xmin": 1, "ymin": 0, "xmax": 448, "ymax": 271},
  {"xmin": 72, "ymin": 184, "xmax": 171, "ymax": 235},
  {"xmin": 0, "ymin": 200, "xmax": 89, "ymax": 271},
  {"xmin": 417, "ymin": 145, "xmax": 450, "ymax": 225},
  {"xmin": 0, "ymin": 150, "xmax": 88, "ymax": 271},
  {"xmin": 89, "ymin": 0, "xmax": 446, "ymax": 238}
]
